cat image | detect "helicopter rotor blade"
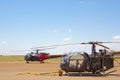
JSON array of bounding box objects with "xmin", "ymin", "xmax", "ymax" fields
[
  {"xmin": 96, "ymin": 43, "xmax": 110, "ymax": 49},
  {"xmin": 11, "ymin": 49, "xmax": 32, "ymax": 52},
  {"xmin": 32, "ymin": 41, "xmax": 120, "ymax": 49},
  {"xmin": 81, "ymin": 41, "xmax": 120, "ymax": 44},
  {"xmin": 32, "ymin": 47, "xmax": 56, "ymax": 51},
  {"xmin": 98, "ymin": 41, "xmax": 120, "ymax": 44},
  {"xmin": 80, "ymin": 41, "xmax": 110, "ymax": 49},
  {"xmin": 32, "ymin": 43, "xmax": 81, "ymax": 49}
]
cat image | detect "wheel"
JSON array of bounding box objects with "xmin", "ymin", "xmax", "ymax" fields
[
  {"xmin": 58, "ymin": 69, "xmax": 63, "ymax": 76},
  {"xmin": 92, "ymin": 70, "xmax": 96, "ymax": 74},
  {"xmin": 26, "ymin": 61, "xmax": 29, "ymax": 63}
]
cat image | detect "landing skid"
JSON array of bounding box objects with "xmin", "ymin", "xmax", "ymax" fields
[{"xmin": 25, "ymin": 61, "xmax": 44, "ymax": 63}]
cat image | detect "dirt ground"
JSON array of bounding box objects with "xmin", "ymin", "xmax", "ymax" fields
[{"xmin": 0, "ymin": 61, "xmax": 120, "ymax": 80}]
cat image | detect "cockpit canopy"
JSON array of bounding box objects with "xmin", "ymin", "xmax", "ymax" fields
[
  {"xmin": 60, "ymin": 51, "xmax": 88, "ymax": 72},
  {"xmin": 61, "ymin": 52, "xmax": 86, "ymax": 65}
]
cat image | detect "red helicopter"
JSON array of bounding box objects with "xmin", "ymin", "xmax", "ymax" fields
[{"xmin": 24, "ymin": 47, "xmax": 66, "ymax": 63}]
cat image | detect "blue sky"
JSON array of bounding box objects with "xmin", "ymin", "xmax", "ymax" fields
[{"xmin": 0, "ymin": 0, "xmax": 120, "ymax": 55}]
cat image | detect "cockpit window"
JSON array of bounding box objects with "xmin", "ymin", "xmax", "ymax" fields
[{"xmin": 69, "ymin": 54, "xmax": 84, "ymax": 68}]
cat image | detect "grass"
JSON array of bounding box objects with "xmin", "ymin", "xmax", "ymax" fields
[
  {"xmin": 0, "ymin": 55, "xmax": 119, "ymax": 63},
  {"xmin": 0, "ymin": 55, "xmax": 63, "ymax": 62},
  {"xmin": 45, "ymin": 57, "xmax": 63, "ymax": 63},
  {"xmin": 0, "ymin": 55, "xmax": 24, "ymax": 62},
  {"xmin": 114, "ymin": 55, "xmax": 120, "ymax": 59}
]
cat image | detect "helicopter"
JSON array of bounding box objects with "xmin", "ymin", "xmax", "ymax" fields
[
  {"xmin": 24, "ymin": 47, "xmax": 66, "ymax": 63},
  {"xmin": 35, "ymin": 41, "xmax": 120, "ymax": 75},
  {"xmin": 59, "ymin": 41, "xmax": 120, "ymax": 75}
]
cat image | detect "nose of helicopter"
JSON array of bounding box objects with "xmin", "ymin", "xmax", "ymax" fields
[
  {"xmin": 60, "ymin": 62, "xmax": 67, "ymax": 71},
  {"xmin": 60, "ymin": 57, "xmax": 68, "ymax": 71}
]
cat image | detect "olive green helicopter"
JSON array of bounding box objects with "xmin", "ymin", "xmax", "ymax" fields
[{"xmin": 35, "ymin": 41, "xmax": 120, "ymax": 76}]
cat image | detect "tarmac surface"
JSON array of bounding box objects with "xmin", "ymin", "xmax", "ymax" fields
[{"xmin": 0, "ymin": 61, "xmax": 120, "ymax": 80}]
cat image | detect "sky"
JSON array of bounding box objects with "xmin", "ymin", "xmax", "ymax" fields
[{"xmin": 0, "ymin": 0, "xmax": 120, "ymax": 55}]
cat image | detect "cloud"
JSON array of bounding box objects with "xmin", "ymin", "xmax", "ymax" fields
[
  {"xmin": 68, "ymin": 28, "xmax": 72, "ymax": 33},
  {"xmin": 80, "ymin": 1, "xmax": 84, "ymax": 4},
  {"xmin": 1, "ymin": 41, "xmax": 7, "ymax": 44},
  {"xmin": 63, "ymin": 37, "xmax": 72, "ymax": 41},
  {"xmin": 79, "ymin": 0, "xmax": 96, "ymax": 7},
  {"xmin": 53, "ymin": 29, "xmax": 58, "ymax": 33},
  {"xmin": 112, "ymin": 35, "xmax": 120, "ymax": 40}
]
